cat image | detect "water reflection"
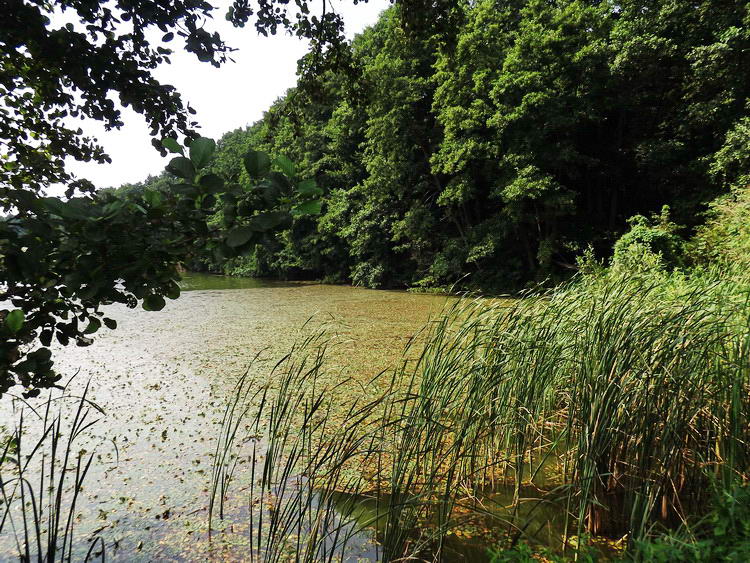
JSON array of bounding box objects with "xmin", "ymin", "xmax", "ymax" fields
[{"xmin": 328, "ymin": 485, "xmax": 568, "ymax": 562}]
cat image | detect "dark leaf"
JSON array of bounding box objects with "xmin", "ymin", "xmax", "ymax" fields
[
  {"xmin": 161, "ymin": 138, "xmax": 183, "ymax": 154},
  {"xmin": 293, "ymin": 199, "xmax": 322, "ymax": 215},
  {"xmin": 5, "ymin": 310, "xmax": 24, "ymax": 334},
  {"xmin": 243, "ymin": 150, "xmax": 271, "ymax": 178},
  {"xmin": 84, "ymin": 317, "xmax": 101, "ymax": 334},
  {"xmin": 142, "ymin": 294, "xmax": 166, "ymax": 311},
  {"xmin": 274, "ymin": 154, "xmax": 296, "ymax": 178},
  {"xmin": 247, "ymin": 211, "xmax": 290, "ymax": 231},
  {"xmin": 166, "ymin": 281, "xmax": 181, "ymax": 300},
  {"xmin": 189, "ymin": 137, "xmax": 216, "ymax": 169},
  {"xmin": 166, "ymin": 157, "xmax": 195, "ymax": 180},
  {"xmin": 226, "ymin": 226, "xmax": 255, "ymax": 248},
  {"xmin": 297, "ymin": 178, "xmax": 323, "ymax": 197},
  {"xmin": 199, "ymin": 173, "xmax": 224, "ymax": 193}
]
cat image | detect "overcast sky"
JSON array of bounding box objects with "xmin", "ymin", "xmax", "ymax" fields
[{"xmin": 64, "ymin": 0, "xmax": 389, "ymax": 190}]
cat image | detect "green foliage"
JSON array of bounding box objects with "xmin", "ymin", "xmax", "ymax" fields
[
  {"xmin": 612, "ymin": 206, "xmax": 685, "ymax": 270},
  {"xmin": 630, "ymin": 485, "xmax": 750, "ymax": 562},
  {"xmin": 489, "ymin": 543, "xmax": 538, "ymax": 562},
  {"xmin": 244, "ymin": 150, "xmax": 272, "ymax": 179},
  {"xmin": 691, "ymin": 185, "xmax": 750, "ymax": 269},
  {"xmin": 4, "ymin": 310, "xmax": 24, "ymax": 334},
  {"xmin": 162, "ymin": 138, "xmax": 184, "ymax": 155},
  {"xmin": 489, "ymin": 541, "xmax": 601, "ymax": 562},
  {"xmin": 0, "ymin": 0, "xmax": 368, "ymax": 198},
  {"xmin": 143, "ymin": 1, "xmax": 750, "ymax": 290},
  {"xmin": 0, "ymin": 135, "xmax": 319, "ymax": 397},
  {"xmin": 189, "ymin": 137, "xmax": 216, "ymax": 169},
  {"xmin": 710, "ymin": 118, "xmax": 750, "ymax": 189},
  {"xmin": 210, "ymin": 264, "xmax": 750, "ymax": 561},
  {"xmin": 1, "ymin": 0, "xmax": 408, "ymax": 398}
]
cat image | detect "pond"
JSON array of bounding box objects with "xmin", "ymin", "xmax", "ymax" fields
[{"xmin": 0, "ymin": 274, "xmax": 464, "ymax": 561}]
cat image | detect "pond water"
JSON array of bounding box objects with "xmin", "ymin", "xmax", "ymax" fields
[{"xmin": 0, "ymin": 274, "xmax": 463, "ymax": 561}]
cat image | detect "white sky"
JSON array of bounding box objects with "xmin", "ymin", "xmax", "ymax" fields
[{"xmin": 64, "ymin": 0, "xmax": 389, "ymax": 190}]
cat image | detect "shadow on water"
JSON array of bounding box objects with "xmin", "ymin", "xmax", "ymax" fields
[
  {"xmin": 178, "ymin": 272, "xmax": 311, "ymax": 291},
  {"xmin": 202, "ymin": 479, "xmax": 568, "ymax": 562},
  {"xmin": 327, "ymin": 485, "xmax": 569, "ymax": 562}
]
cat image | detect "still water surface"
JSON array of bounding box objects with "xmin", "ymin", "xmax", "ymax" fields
[{"xmin": 1, "ymin": 274, "xmax": 455, "ymax": 561}]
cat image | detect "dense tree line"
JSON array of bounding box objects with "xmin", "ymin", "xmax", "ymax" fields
[{"xmin": 131, "ymin": 0, "xmax": 750, "ymax": 290}]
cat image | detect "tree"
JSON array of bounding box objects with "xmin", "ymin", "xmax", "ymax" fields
[
  {"xmin": 1, "ymin": 0, "xmax": 345, "ymax": 397},
  {"xmin": 11, "ymin": 0, "xmax": 748, "ymax": 399},
  {"xmin": 0, "ymin": 133, "xmax": 322, "ymax": 397},
  {"xmin": 166, "ymin": 0, "xmax": 750, "ymax": 291}
]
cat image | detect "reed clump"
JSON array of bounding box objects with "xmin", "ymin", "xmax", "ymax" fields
[
  {"xmin": 0, "ymin": 382, "xmax": 107, "ymax": 561},
  {"xmin": 407, "ymin": 268, "xmax": 750, "ymax": 545},
  {"xmin": 212, "ymin": 268, "xmax": 750, "ymax": 560}
]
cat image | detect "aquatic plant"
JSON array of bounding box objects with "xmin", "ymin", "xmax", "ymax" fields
[
  {"xmin": 209, "ymin": 328, "xmax": 396, "ymax": 561},
  {"xmin": 0, "ymin": 381, "xmax": 107, "ymax": 561},
  {"xmin": 211, "ymin": 269, "xmax": 750, "ymax": 560}
]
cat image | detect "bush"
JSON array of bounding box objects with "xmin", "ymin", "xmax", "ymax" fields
[
  {"xmin": 690, "ymin": 185, "xmax": 750, "ymax": 269},
  {"xmin": 630, "ymin": 485, "xmax": 750, "ymax": 562},
  {"xmin": 612, "ymin": 206, "xmax": 684, "ymax": 270}
]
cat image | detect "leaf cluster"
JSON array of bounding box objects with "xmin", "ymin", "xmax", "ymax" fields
[{"xmin": 0, "ymin": 136, "xmax": 319, "ymax": 397}]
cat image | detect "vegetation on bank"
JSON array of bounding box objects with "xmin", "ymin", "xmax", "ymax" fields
[
  {"xmin": 204, "ymin": 221, "xmax": 750, "ymax": 561},
  {"xmin": 123, "ymin": 0, "xmax": 750, "ymax": 291},
  {"xmin": 6, "ymin": 179, "xmax": 741, "ymax": 560},
  {"xmin": 197, "ymin": 163, "xmax": 750, "ymax": 559},
  {"xmin": 5, "ymin": 220, "xmax": 748, "ymax": 560},
  {"xmin": 3, "ymin": 0, "xmax": 749, "ymax": 560}
]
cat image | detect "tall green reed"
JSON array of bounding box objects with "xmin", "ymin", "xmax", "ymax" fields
[
  {"xmin": 211, "ymin": 270, "xmax": 750, "ymax": 560},
  {"xmin": 0, "ymin": 381, "xmax": 107, "ymax": 561},
  {"xmin": 209, "ymin": 329, "xmax": 401, "ymax": 561}
]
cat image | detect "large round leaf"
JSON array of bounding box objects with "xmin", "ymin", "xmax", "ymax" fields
[
  {"xmin": 293, "ymin": 199, "xmax": 322, "ymax": 216},
  {"xmin": 161, "ymin": 137, "xmax": 183, "ymax": 155},
  {"xmin": 142, "ymin": 294, "xmax": 166, "ymax": 311},
  {"xmin": 297, "ymin": 178, "xmax": 323, "ymax": 197},
  {"xmin": 189, "ymin": 137, "xmax": 216, "ymax": 169},
  {"xmin": 84, "ymin": 317, "xmax": 101, "ymax": 334},
  {"xmin": 226, "ymin": 226, "xmax": 256, "ymax": 248},
  {"xmin": 5, "ymin": 309, "xmax": 24, "ymax": 333},
  {"xmin": 166, "ymin": 157, "xmax": 195, "ymax": 180},
  {"xmin": 274, "ymin": 154, "xmax": 296, "ymax": 178},
  {"xmin": 199, "ymin": 173, "xmax": 225, "ymax": 193},
  {"xmin": 267, "ymin": 172, "xmax": 292, "ymax": 194},
  {"xmin": 247, "ymin": 211, "xmax": 290, "ymax": 231}
]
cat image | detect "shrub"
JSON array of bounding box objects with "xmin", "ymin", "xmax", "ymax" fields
[
  {"xmin": 690, "ymin": 185, "xmax": 750, "ymax": 269},
  {"xmin": 630, "ymin": 485, "xmax": 750, "ymax": 562},
  {"xmin": 612, "ymin": 206, "xmax": 684, "ymax": 269}
]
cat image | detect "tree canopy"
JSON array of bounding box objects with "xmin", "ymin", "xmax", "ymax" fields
[
  {"xmin": 173, "ymin": 0, "xmax": 750, "ymax": 290},
  {"xmin": 3, "ymin": 0, "xmax": 750, "ymax": 398}
]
